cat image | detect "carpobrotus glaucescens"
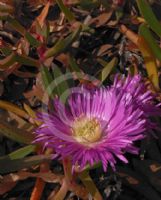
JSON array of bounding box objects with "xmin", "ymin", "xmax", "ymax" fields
[{"xmin": 34, "ymin": 75, "xmax": 161, "ymax": 171}]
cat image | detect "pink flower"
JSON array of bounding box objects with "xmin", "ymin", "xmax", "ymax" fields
[{"xmin": 34, "ymin": 75, "xmax": 161, "ymax": 171}]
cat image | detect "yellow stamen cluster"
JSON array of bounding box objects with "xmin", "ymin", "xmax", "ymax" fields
[{"xmin": 72, "ymin": 116, "xmax": 102, "ymax": 144}]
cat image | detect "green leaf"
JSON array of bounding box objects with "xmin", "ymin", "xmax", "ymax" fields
[
  {"xmin": 116, "ymin": 9, "xmax": 123, "ymax": 21},
  {"xmin": 0, "ymin": 120, "xmax": 34, "ymax": 144},
  {"xmin": 136, "ymin": 0, "xmax": 161, "ymax": 37},
  {"xmin": 56, "ymin": 0, "xmax": 75, "ymax": 22},
  {"xmin": 69, "ymin": 56, "xmax": 81, "ymax": 73},
  {"xmin": 79, "ymin": 0, "xmax": 100, "ymax": 10},
  {"xmin": 0, "ymin": 154, "xmax": 52, "ymax": 174},
  {"xmin": 0, "ymin": 100, "xmax": 28, "ymax": 119},
  {"xmin": 99, "ymin": 57, "xmax": 118, "ymax": 82},
  {"xmin": 42, "ymin": 22, "xmax": 50, "ymax": 40},
  {"xmin": 15, "ymin": 54, "xmax": 39, "ymax": 67},
  {"xmin": 0, "ymin": 52, "xmax": 16, "ymax": 69},
  {"xmin": 0, "ymin": 46, "xmax": 12, "ymax": 56},
  {"xmin": 84, "ymin": 162, "xmax": 101, "ymax": 171},
  {"xmin": 69, "ymin": 56, "xmax": 85, "ymax": 81},
  {"xmin": 97, "ymin": 58, "xmax": 108, "ymax": 66},
  {"xmin": 23, "ymin": 103, "xmax": 41, "ymax": 126},
  {"xmin": 44, "ymin": 25, "xmax": 82, "ymax": 58},
  {"xmin": 25, "ymin": 32, "xmax": 41, "ymax": 47},
  {"xmin": 8, "ymin": 145, "xmax": 36, "ymax": 160},
  {"xmin": 5, "ymin": 16, "xmax": 41, "ymax": 47},
  {"xmin": 139, "ymin": 24, "xmax": 161, "ymax": 61},
  {"xmin": 52, "ymin": 65, "xmax": 69, "ymax": 103},
  {"xmin": 7, "ymin": 16, "xmax": 26, "ymax": 35},
  {"xmin": 137, "ymin": 36, "xmax": 159, "ymax": 91},
  {"xmin": 0, "ymin": 52, "xmax": 39, "ymax": 68},
  {"xmin": 79, "ymin": 170, "xmax": 103, "ymax": 199},
  {"xmin": 35, "ymin": 21, "xmax": 50, "ymax": 40},
  {"xmin": 41, "ymin": 65, "xmax": 54, "ymax": 97},
  {"xmin": 0, "ymin": 145, "xmax": 36, "ymax": 160}
]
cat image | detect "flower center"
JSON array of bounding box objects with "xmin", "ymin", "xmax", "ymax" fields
[{"xmin": 72, "ymin": 117, "xmax": 102, "ymax": 144}]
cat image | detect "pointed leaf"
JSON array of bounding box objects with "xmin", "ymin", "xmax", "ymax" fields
[
  {"xmin": 0, "ymin": 100, "xmax": 28, "ymax": 119},
  {"xmin": 139, "ymin": 24, "xmax": 161, "ymax": 61},
  {"xmin": 0, "ymin": 120, "xmax": 34, "ymax": 144},
  {"xmin": 41, "ymin": 65, "xmax": 54, "ymax": 98},
  {"xmin": 0, "ymin": 46, "xmax": 12, "ymax": 56},
  {"xmin": 0, "ymin": 145, "xmax": 36, "ymax": 160},
  {"xmin": 120, "ymin": 25, "xmax": 159, "ymax": 91},
  {"xmin": 138, "ymin": 36, "xmax": 159, "ymax": 91},
  {"xmin": 23, "ymin": 103, "xmax": 41, "ymax": 126},
  {"xmin": 44, "ymin": 25, "xmax": 82, "ymax": 58},
  {"xmin": 0, "ymin": 154, "xmax": 52, "ymax": 174},
  {"xmin": 56, "ymin": 0, "xmax": 75, "ymax": 22},
  {"xmin": 99, "ymin": 57, "xmax": 118, "ymax": 82},
  {"xmin": 52, "ymin": 65, "xmax": 69, "ymax": 103},
  {"xmin": 6, "ymin": 16, "xmax": 41, "ymax": 47},
  {"xmin": 69, "ymin": 56, "xmax": 85, "ymax": 80},
  {"xmin": 69, "ymin": 56, "xmax": 81, "ymax": 73},
  {"xmin": 136, "ymin": 0, "xmax": 161, "ymax": 37},
  {"xmin": 25, "ymin": 32, "xmax": 41, "ymax": 47},
  {"xmin": 0, "ymin": 52, "xmax": 16, "ymax": 69},
  {"xmin": 0, "ymin": 53, "xmax": 39, "ymax": 69},
  {"xmin": 79, "ymin": 170, "xmax": 103, "ymax": 200},
  {"xmin": 7, "ymin": 16, "xmax": 26, "ymax": 35},
  {"xmin": 15, "ymin": 54, "xmax": 39, "ymax": 67}
]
